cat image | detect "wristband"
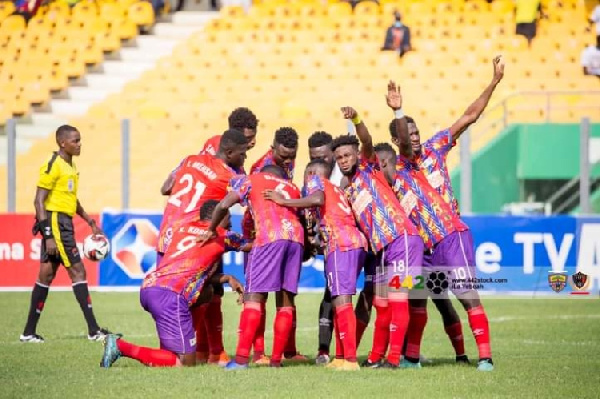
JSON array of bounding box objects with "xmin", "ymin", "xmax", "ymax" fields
[
  {"xmin": 351, "ymin": 115, "xmax": 361, "ymax": 125},
  {"xmin": 39, "ymin": 219, "xmax": 53, "ymax": 239},
  {"xmin": 394, "ymin": 109, "xmax": 405, "ymax": 119}
]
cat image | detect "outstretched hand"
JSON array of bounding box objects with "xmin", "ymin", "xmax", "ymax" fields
[
  {"xmin": 386, "ymin": 80, "xmax": 402, "ymax": 110},
  {"xmin": 263, "ymin": 189, "xmax": 285, "ymax": 203},
  {"xmin": 492, "ymin": 55, "xmax": 505, "ymax": 83},
  {"xmin": 196, "ymin": 229, "xmax": 216, "ymax": 245},
  {"xmin": 340, "ymin": 106, "xmax": 358, "ymax": 120}
]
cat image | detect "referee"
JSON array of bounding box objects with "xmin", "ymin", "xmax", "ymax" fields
[{"xmin": 20, "ymin": 125, "xmax": 111, "ymax": 343}]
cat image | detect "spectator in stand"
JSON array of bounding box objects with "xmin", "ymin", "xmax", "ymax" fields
[
  {"xmin": 588, "ymin": 1, "xmax": 600, "ymax": 43},
  {"xmin": 581, "ymin": 36, "xmax": 600, "ymax": 79},
  {"xmin": 13, "ymin": 0, "xmax": 43, "ymax": 22},
  {"xmin": 381, "ymin": 10, "xmax": 411, "ymax": 57},
  {"xmin": 514, "ymin": 0, "xmax": 545, "ymax": 48}
]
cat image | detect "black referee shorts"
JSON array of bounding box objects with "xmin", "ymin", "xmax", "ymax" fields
[{"xmin": 41, "ymin": 211, "xmax": 82, "ymax": 267}]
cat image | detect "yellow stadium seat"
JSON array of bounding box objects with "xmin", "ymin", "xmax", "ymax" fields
[
  {"xmin": 127, "ymin": 1, "xmax": 155, "ymax": 27},
  {"xmin": 1, "ymin": 14, "xmax": 26, "ymax": 31},
  {"xmin": 354, "ymin": 1, "xmax": 381, "ymax": 15},
  {"xmin": 0, "ymin": 1, "xmax": 16, "ymax": 22},
  {"xmin": 327, "ymin": 2, "xmax": 353, "ymax": 16}
]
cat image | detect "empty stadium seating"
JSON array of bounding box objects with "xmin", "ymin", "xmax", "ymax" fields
[{"xmin": 1, "ymin": 0, "xmax": 598, "ymax": 212}]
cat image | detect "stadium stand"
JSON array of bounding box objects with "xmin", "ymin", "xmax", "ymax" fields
[{"xmin": 1, "ymin": 0, "xmax": 598, "ymax": 212}]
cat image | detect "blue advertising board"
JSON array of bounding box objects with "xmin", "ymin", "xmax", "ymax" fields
[{"xmin": 100, "ymin": 210, "xmax": 600, "ymax": 294}]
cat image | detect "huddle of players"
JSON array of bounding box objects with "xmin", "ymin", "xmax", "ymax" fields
[{"xmin": 100, "ymin": 56, "xmax": 504, "ymax": 372}]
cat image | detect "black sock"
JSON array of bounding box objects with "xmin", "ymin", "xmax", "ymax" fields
[
  {"xmin": 72, "ymin": 281, "xmax": 100, "ymax": 334},
  {"xmin": 23, "ymin": 282, "xmax": 50, "ymax": 336},
  {"xmin": 318, "ymin": 289, "xmax": 334, "ymax": 353}
]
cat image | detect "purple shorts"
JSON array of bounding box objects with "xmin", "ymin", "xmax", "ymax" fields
[
  {"xmin": 379, "ymin": 234, "xmax": 424, "ymax": 293},
  {"xmin": 325, "ymin": 249, "xmax": 366, "ymax": 296},
  {"xmin": 431, "ymin": 230, "xmax": 476, "ymax": 295},
  {"xmin": 245, "ymin": 240, "xmax": 303, "ymax": 294},
  {"xmin": 140, "ymin": 287, "xmax": 196, "ymax": 354}
]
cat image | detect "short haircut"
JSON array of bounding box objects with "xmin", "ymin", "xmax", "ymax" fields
[
  {"xmin": 228, "ymin": 107, "xmax": 258, "ymax": 131},
  {"xmin": 261, "ymin": 164, "xmax": 286, "ymax": 178},
  {"xmin": 374, "ymin": 142, "xmax": 397, "ymax": 159},
  {"xmin": 308, "ymin": 131, "xmax": 333, "ymax": 148},
  {"xmin": 388, "ymin": 117, "xmax": 416, "ymax": 138},
  {"xmin": 200, "ymin": 199, "xmax": 219, "ymax": 220},
  {"xmin": 306, "ymin": 158, "xmax": 332, "ymax": 174},
  {"xmin": 331, "ymin": 135, "xmax": 359, "ymax": 152},
  {"xmin": 219, "ymin": 129, "xmax": 248, "ymax": 152},
  {"xmin": 274, "ymin": 127, "xmax": 299, "ymax": 149},
  {"xmin": 56, "ymin": 124, "xmax": 78, "ymax": 140}
]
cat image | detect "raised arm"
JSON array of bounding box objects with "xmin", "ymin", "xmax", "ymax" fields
[
  {"xmin": 386, "ymin": 80, "xmax": 412, "ymax": 158},
  {"xmin": 160, "ymin": 173, "xmax": 176, "ymax": 196},
  {"xmin": 196, "ymin": 191, "xmax": 241, "ymax": 245},
  {"xmin": 341, "ymin": 106, "xmax": 374, "ymax": 160},
  {"xmin": 263, "ymin": 190, "xmax": 324, "ymax": 209},
  {"xmin": 449, "ymin": 55, "xmax": 505, "ymax": 141}
]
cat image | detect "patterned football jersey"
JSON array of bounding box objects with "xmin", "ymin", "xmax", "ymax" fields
[
  {"xmin": 344, "ymin": 154, "xmax": 418, "ymax": 253},
  {"xmin": 305, "ymin": 175, "xmax": 367, "ymax": 255},
  {"xmin": 414, "ymin": 129, "xmax": 460, "ymax": 215},
  {"xmin": 231, "ymin": 173, "xmax": 304, "ymax": 247},
  {"xmin": 157, "ymin": 154, "xmax": 236, "ymax": 254},
  {"xmin": 143, "ymin": 222, "xmax": 247, "ymax": 307},
  {"xmin": 392, "ymin": 155, "xmax": 467, "ymax": 249}
]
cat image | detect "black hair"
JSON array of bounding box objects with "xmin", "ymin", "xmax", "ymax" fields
[
  {"xmin": 261, "ymin": 164, "xmax": 286, "ymax": 178},
  {"xmin": 274, "ymin": 127, "xmax": 299, "ymax": 149},
  {"xmin": 306, "ymin": 158, "xmax": 332, "ymax": 174},
  {"xmin": 374, "ymin": 142, "xmax": 397, "ymax": 159},
  {"xmin": 308, "ymin": 131, "xmax": 333, "ymax": 148},
  {"xmin": 219, "ymin": 129, "xmax": 248, "ymax": 152},
  {"xmin": 331, "ymin": 135, "xmax": 359, "ymax": 152},
  {"xmin": 200, "ymin": 199, "xmax": 219, "ymax": 220},
  {"xmin": 228, "ymin": 107, "xmax": 258, "ymax": 131},
  {"xmin": 388, "ymin": 117, "xmax": 416, "ymax": 138},
  {"xmin": 56, "ymin": 124, "xmax": 78, "ymax": 140}
]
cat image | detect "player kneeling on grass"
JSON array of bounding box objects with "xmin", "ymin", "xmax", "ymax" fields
[
  {"xmin": 100, "ymin": 200, "xmax": 248, "ymax": 368},
  {"xmin": 263, "ymin": 159, "xmax": 368, "ymax": 371},
  {"xmin": 198, "ymin": 164, "xmax": 306, "ymax": 369}
]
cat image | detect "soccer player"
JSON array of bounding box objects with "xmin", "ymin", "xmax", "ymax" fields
[
  {"xmin": 199, "ymin": 107, "xmax": 259, "ymax": 157},
  {"xmin": 199, "ymin": 165, "xmax": 305, "ymax": 369},
  {"xmin": 264, "ymin": 158, "xmax": 368, "ymax": 370},
  {"xmin": 243, "ymin": 127, "xmax": 306, "ymax": 364},
  {"xmin": 20, "ymin": 125, "xmax": 110, "ymax": 343},
  {"xmin": 306, "ymin": 131, "xmax": 374, "ymax": 365},
  {"xmin": 100, "ymin": 200, "xmax": 247, "ymax": 368},
  {"xmin": 393, "ymin": 67, "xmax": 501, "ymax": 371},
  {"xmin": 156, "ymin": 129, "xmax": 248, "ymax": 366},
  {"xmin": 331, "ymin": 107, "xmax": 423, "ymax": 369}
]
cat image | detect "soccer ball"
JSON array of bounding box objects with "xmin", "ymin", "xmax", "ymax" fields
[
  {"xmin": 426, "ymin": 271, "xmax": 449, "ymax": 295},
  {"xmin": 83, "ymin": 235, "xmax": 110, "ymax": 261}
]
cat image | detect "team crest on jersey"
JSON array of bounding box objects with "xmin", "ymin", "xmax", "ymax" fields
[
  {"xmin": 548, "ymin": 272, "xmax": 568, "ymax": 293},
  {"xmin": 112, "ymin": 219, "xmax": 159, "ymax": 278},
  {"xmin": 67, "ymin": 179, "xmax": 74, "ymax": 192},
  {"xmin": 570, "ymin": 271, "xmax": 590, "ymax": 292}
]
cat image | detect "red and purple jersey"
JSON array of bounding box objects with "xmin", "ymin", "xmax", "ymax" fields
[
  {"xmin": 344, "ymin": 154, "xmax": 418, "ymax": 253},
  {"xmin": 200, "ymin": 135, "xmax": 221, "ymax": 156},
  {"xmin": 231, "ymin": 173, "xmax": 304, "ymax": 247},
  {"xmin": 157, "ymin": 154, "xmax": 236, "ymax": 253},
  {"xmin": 414, "ymin": 129, "xmax": 459, "ymax": 215},
  {"xmin": 305, "ymin": 175, "xmax": 367, "ymax": 255},
  {"xmin": 143, "ymin": 222, "xmax": 247, "ymax": 307},
  {"xmin": 392, "ymin": 156, "xmax": 467, "ymax": 249}
]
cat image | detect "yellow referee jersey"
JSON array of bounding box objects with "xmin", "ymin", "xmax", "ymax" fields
[{"xmin": 37, "ymin": 152, "xmax": 79, "ymax": 217}]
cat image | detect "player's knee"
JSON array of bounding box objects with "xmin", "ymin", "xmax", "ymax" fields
[
  {"xmin": 458, "ymin": 292, "xmax": 481, "ymax": 310},
  {"xmin": 38, "ymin": 265, "xmax": 56, "ymax": 285},
  {"xmin": 68, "ymin": 263, "xmax": 87, "ymax": 283},
  {"xmin": 180, "ymin": 353, "xmax": 197, "ymax": 367}
]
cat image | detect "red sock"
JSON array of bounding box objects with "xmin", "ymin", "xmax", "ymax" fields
[
  {"xmin": 252, "ymin": 301, "xmax": 266, "ymax": 357},
  {"xmin": 404, "ymin": 306, "xmax": 427, "ymax": 360},
  {"xmin": 356, "ymin": 319, "xmax": 368, "ymax": 347},
  {"xmin": 235, "ymin": 302, "xmax": 262, "ymax": 364},
  {"xmin": 284, "ymin": 306, "xmax": 297, "ymax": 357},
  {"xmin": 191, "ymin": 304, "xmax": 209, "ymax": 354},
  {"xmin": 117, "ymin": 339, "xmax": 179, "ymax": 367},
  {"xmin": 445, "ymin": 322, "xmax": 465, "ymax": 356},
  {"xmin": 386, "ymin": 299, "xmax": 409, "ymax": 365},
  {"xmin": 334, "ymin": 311, "xmax": 344, "ymax": 359},
  {"xmin": 335, "ymin": 303, "xmax": 357, "ymax": 362},
  {"xmin": 467, "ymin": 305, "xmax": 492, "ymax": 359},
  {"xmin": 367, "ymin": 297, "xmax": 391, "ymax": 363},
  {"xmin": 271, "ymin": 307, "xmax": 294, "ymax": 365},
  {"xmin": 205, "ymin": 296, "xmax": 224, "ymax": 355}
]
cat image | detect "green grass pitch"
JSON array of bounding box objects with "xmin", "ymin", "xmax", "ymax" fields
[{"xmin": 1, "ymin": 292, "xmax": 599, "ymax": 398}]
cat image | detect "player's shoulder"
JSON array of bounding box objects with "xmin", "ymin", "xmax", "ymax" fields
[{"xmin": 40, "ymin": 152, "xmax": 61, "ymax": 173}]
